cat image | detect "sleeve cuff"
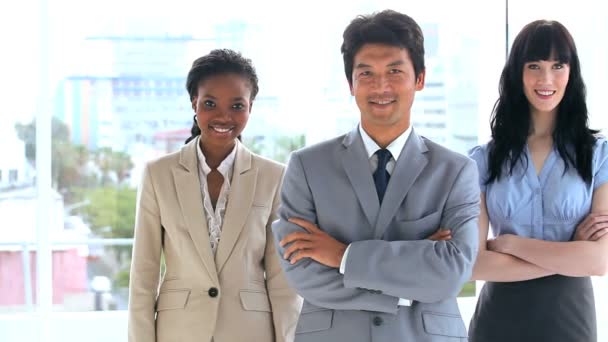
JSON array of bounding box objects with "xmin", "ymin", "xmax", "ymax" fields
[
  {"xmin": 398, "ymin": 298, "xmax": 412, "ymax": 306},
  {"xmin": 339, "ymin": 244, "xmax": 351, "ymax": 274}
]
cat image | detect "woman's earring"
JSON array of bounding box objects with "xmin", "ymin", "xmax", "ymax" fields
[{"xmin": 193, "ymin": 114, "xmax": 197, "ymax": 122}]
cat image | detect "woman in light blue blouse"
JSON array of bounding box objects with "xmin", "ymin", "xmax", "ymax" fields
[{"xmin": 468, "ymin": 20, "xmax": 608, "ymax": 342}]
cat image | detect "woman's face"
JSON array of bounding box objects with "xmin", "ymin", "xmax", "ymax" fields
[
  {"xmin": 192, "ymin": 73, "xmax": 252, "ymax": 151},
  {"xmin": 522, "ymin": 59, "xmax": 570, "ymax": 117}
]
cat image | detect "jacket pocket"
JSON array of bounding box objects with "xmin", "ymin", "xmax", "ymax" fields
[
  {"xmin": 395, "ymin": 211, "xmax": 442, "ymax": 239},
  {"xmin": 155, "ymin": 289, "xmax": 191, "ymax": 311},
  {"xmin": 396, "ymin": 210, "xmax": 441, "ymax": 226},
  {"xmin": 422, "ymin": 311, "xmax": 467, "ymax": 337},
  {"xmin": 295, "ymin": 307, "xmax": 334, "ymax": 334},
  {"xmin": 239, "ymin": 290, "xmax": 272, "ymax": 312}
]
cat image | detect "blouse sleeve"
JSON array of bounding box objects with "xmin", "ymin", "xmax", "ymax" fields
[
  {"xmin": 593, "ymin": 138, "xmax": 608, "ymax": 190},
  {"xmin": 468, "ymin": 144, "xmax": 489, "ymax": 193}
]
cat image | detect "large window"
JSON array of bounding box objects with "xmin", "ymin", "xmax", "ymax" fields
[{"xmin": 0, "ymin": 1, "xmax": 605, "ymax": 341}]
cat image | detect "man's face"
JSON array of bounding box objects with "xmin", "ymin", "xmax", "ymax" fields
[{"xmin": 350, "ymin": 43, "xmax": 424, "ymax": 135}]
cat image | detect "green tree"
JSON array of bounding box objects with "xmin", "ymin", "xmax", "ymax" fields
[
  {"xmin": 273, "ymin": 134, "xmax": 306, "ymax": 163},
  {"xmin": 93, "ymin": 148, "xmax": 134, "ymax": 186},
  {"xmin": 15, "ymin": 117, "xmax": 96, "ymax": 201},
  {"xmin": 77, "ymin": 186, "xmax": 137, "ymax": 263},
  {"xmin": 79, "ymin": 186, "xmax": 137, "ymax": 239},
  {"xmin": 241, "ymin": 135, "xmax": 265, "ymax": 155}
]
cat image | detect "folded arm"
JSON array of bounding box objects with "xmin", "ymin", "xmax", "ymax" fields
[
  {"xmin": 471, "ymin": 194, "xmax": 555, "ymax": 282},
  {"xmin": 342, "ymin": 160, "xmax": 481, "ymax": 302},
  {"xmin": 503, "ymin": 183, "xmax": 608, "ymax": 276},
  {"xmin": 271, "ymin": 152, "xmax": 400, "ymax": 313}
]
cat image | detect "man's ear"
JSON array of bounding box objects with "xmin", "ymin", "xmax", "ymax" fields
[{"xmin": 415, "ymin": 70, "xmax": 426, "ymax": 91}]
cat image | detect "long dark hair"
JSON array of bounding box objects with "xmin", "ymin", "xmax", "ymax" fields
[
  {"xmin": 487, "ymin": 20, "xmax": 597, "ymax": 184},
  {"xmin": 184, "ymin": 49, "xmax": 259, "ymax": 144}
]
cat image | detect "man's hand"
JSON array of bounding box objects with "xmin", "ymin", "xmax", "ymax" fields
[
  {"xmin": 574, "ymin": 213, "xmax": 608, "ymax": 241},
  {"xmin": 427, "ymin": 228, "xmax": 451, "ymax": 241},
  {"xmin": 280, "ymin": 218, "xmax": 347, "ymax": 268}
]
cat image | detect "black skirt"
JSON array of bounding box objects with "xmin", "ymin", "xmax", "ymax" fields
[{"xmin": 469, "ymin": 275, "xmax": 596, "ymax": 342}]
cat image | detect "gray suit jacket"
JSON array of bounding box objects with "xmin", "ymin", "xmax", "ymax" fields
[{"xmin": 272, "ymin": 127, "xmax": 480, "ymax": 342}]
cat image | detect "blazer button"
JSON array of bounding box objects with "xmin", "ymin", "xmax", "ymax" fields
[
  {"xmin": 208, "ymin": 287, "xmax": 219, "ymax": 298},
  {"xmin": 373, "ymin": 316, "xmax": 383, "ymax": 326}
]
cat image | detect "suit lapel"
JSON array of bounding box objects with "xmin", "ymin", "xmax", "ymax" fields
[
  {"xmin": 374, "ymin": 130, "xmax": 429, "ymax": 239},
  {"xmin": 341, "ymin": 128, "xmax": 380, "ymax": 230},
  {"xmin": 173, "ymin": 138, "xmax": 219, "ymax": 284},
  {"xmin": 214, "ymin": 142, "xmax": 257, "ymax": 274}
]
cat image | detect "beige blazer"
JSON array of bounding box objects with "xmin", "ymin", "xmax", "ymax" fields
[{"xmin": 128, "ymin": 138, "xmax": 302, "ymax": 342}]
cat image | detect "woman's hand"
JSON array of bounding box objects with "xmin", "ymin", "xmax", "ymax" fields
[
  {"xmin": 487, "ymin": 234, "xmax": 518, "ymax": 254},
  {"xmin": 573, "ymin": 213, "xmax": 608, "ymax": 241}
]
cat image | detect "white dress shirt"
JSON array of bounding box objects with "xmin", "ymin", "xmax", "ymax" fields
[
  {"xmin": 339, "ymin": 124, "xmax": 413, "ymax": 306},
  {"xmin": 196, "ymin": 137, "xmax": 237, "ymax": 255}
]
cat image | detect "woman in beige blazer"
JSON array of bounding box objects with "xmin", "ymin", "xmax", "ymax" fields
[{"xmin": 128, "ymin": 49, "xmax": 302, "ymax": 342}]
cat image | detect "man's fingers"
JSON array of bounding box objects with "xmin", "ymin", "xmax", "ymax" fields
[
  {"xmin": 283, "ymin": 240, "xmax": 315, "ymax": 260},
  {"xmin": 427, "ymin": 229, "xmax": 451, "ymax": 241},
  {"xmin": 289, "ymin": 249, "xmax": 314, "ymax": 264},
  {"xmin": 280, "ymin": 231, "xmax": 313, "ymax": 247},
  {"xmin": 289, "ymin": 217, "xmax": 321, "ymax": 233}
]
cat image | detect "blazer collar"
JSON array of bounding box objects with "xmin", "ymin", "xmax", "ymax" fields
[
  {"xmin": 175, "ymin": 138, "xmax": 257, "ymax": 277},
  {"xmin": 341, "ymin": 127, "xmax": 380, "ymax": 230},
  {"xmin": 174, "ymin": 138, "xmax": 218, "ymax": 283},
  {"xmin": 341, "ymin": 127, "xmax": 430, "ymax": 237},
  {"xmin": 374, "ymin": 128, "xmax": 429, "ymax": 238},
  {"xmin": 214, "ymin": 140, "xmax": 256, "ymax": 274}
]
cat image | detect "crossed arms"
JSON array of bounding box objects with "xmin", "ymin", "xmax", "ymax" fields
[
  {"xmin": 271, "ymin": 151, "xmax": 480, "ymax": 312},
  {"xmin": 472, "ymin": 184, "xmax": 608, "ymax": 282}
]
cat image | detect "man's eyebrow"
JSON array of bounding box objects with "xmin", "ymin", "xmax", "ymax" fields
[
  {"xmin": 354, "ymin": 63, "xmax": 371, "ymax": 69},
  {"xmin": 387, "ymin": 60, "xmax": 405, "ymax": 67}
]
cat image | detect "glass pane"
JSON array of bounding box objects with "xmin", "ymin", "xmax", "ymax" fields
[
  {"xmin": 45, "ymin": 0, "xmax": 506, "ymax": 313},
  {"xmin": 51, "ymin": 240, "xmax": 132, "ymax": 311},
  {"xmin": 1, "ymin": 112, "xmax": 38, "ymax": 314},
  {"xmin": 0, "ymin": 247, "xmax": 34, "ymax": 312}
]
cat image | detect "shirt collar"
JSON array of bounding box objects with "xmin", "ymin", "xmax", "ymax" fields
[
  {"xmin": 196, "ymin": 136, "xmax": 237, "ymax": 178},
  {"xmin": 358, "ymin": 124, "xmax": 412, "ymax": 161}
]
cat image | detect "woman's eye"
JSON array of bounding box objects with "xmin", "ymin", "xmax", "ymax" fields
[
  {"xmin": 233, "ymin": 103, "xmax": 245, "ymax": 110},
  {"xmin": 204, "ymin": 100, "xmax": 215, "ymax": 107}
]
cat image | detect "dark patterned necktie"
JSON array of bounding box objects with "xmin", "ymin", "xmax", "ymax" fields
[{"xmin": 373, "ymin": 149, "xmax": 392, "ymax": 204}]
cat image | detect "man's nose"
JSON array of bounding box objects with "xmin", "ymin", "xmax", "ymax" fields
[{"xmin": 373, "ymin": 75, "xmax": 390, "ymax": 90}]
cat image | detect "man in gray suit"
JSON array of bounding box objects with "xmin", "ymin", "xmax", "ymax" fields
[{"xmin": 272, "ymin": 9, "xmax": 480, "ymax": 342}]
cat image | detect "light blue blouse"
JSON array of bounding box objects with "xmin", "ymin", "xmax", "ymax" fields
[{"xmin": 469, "ymin": 139, "xmax": 608, "ymax": 241}]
